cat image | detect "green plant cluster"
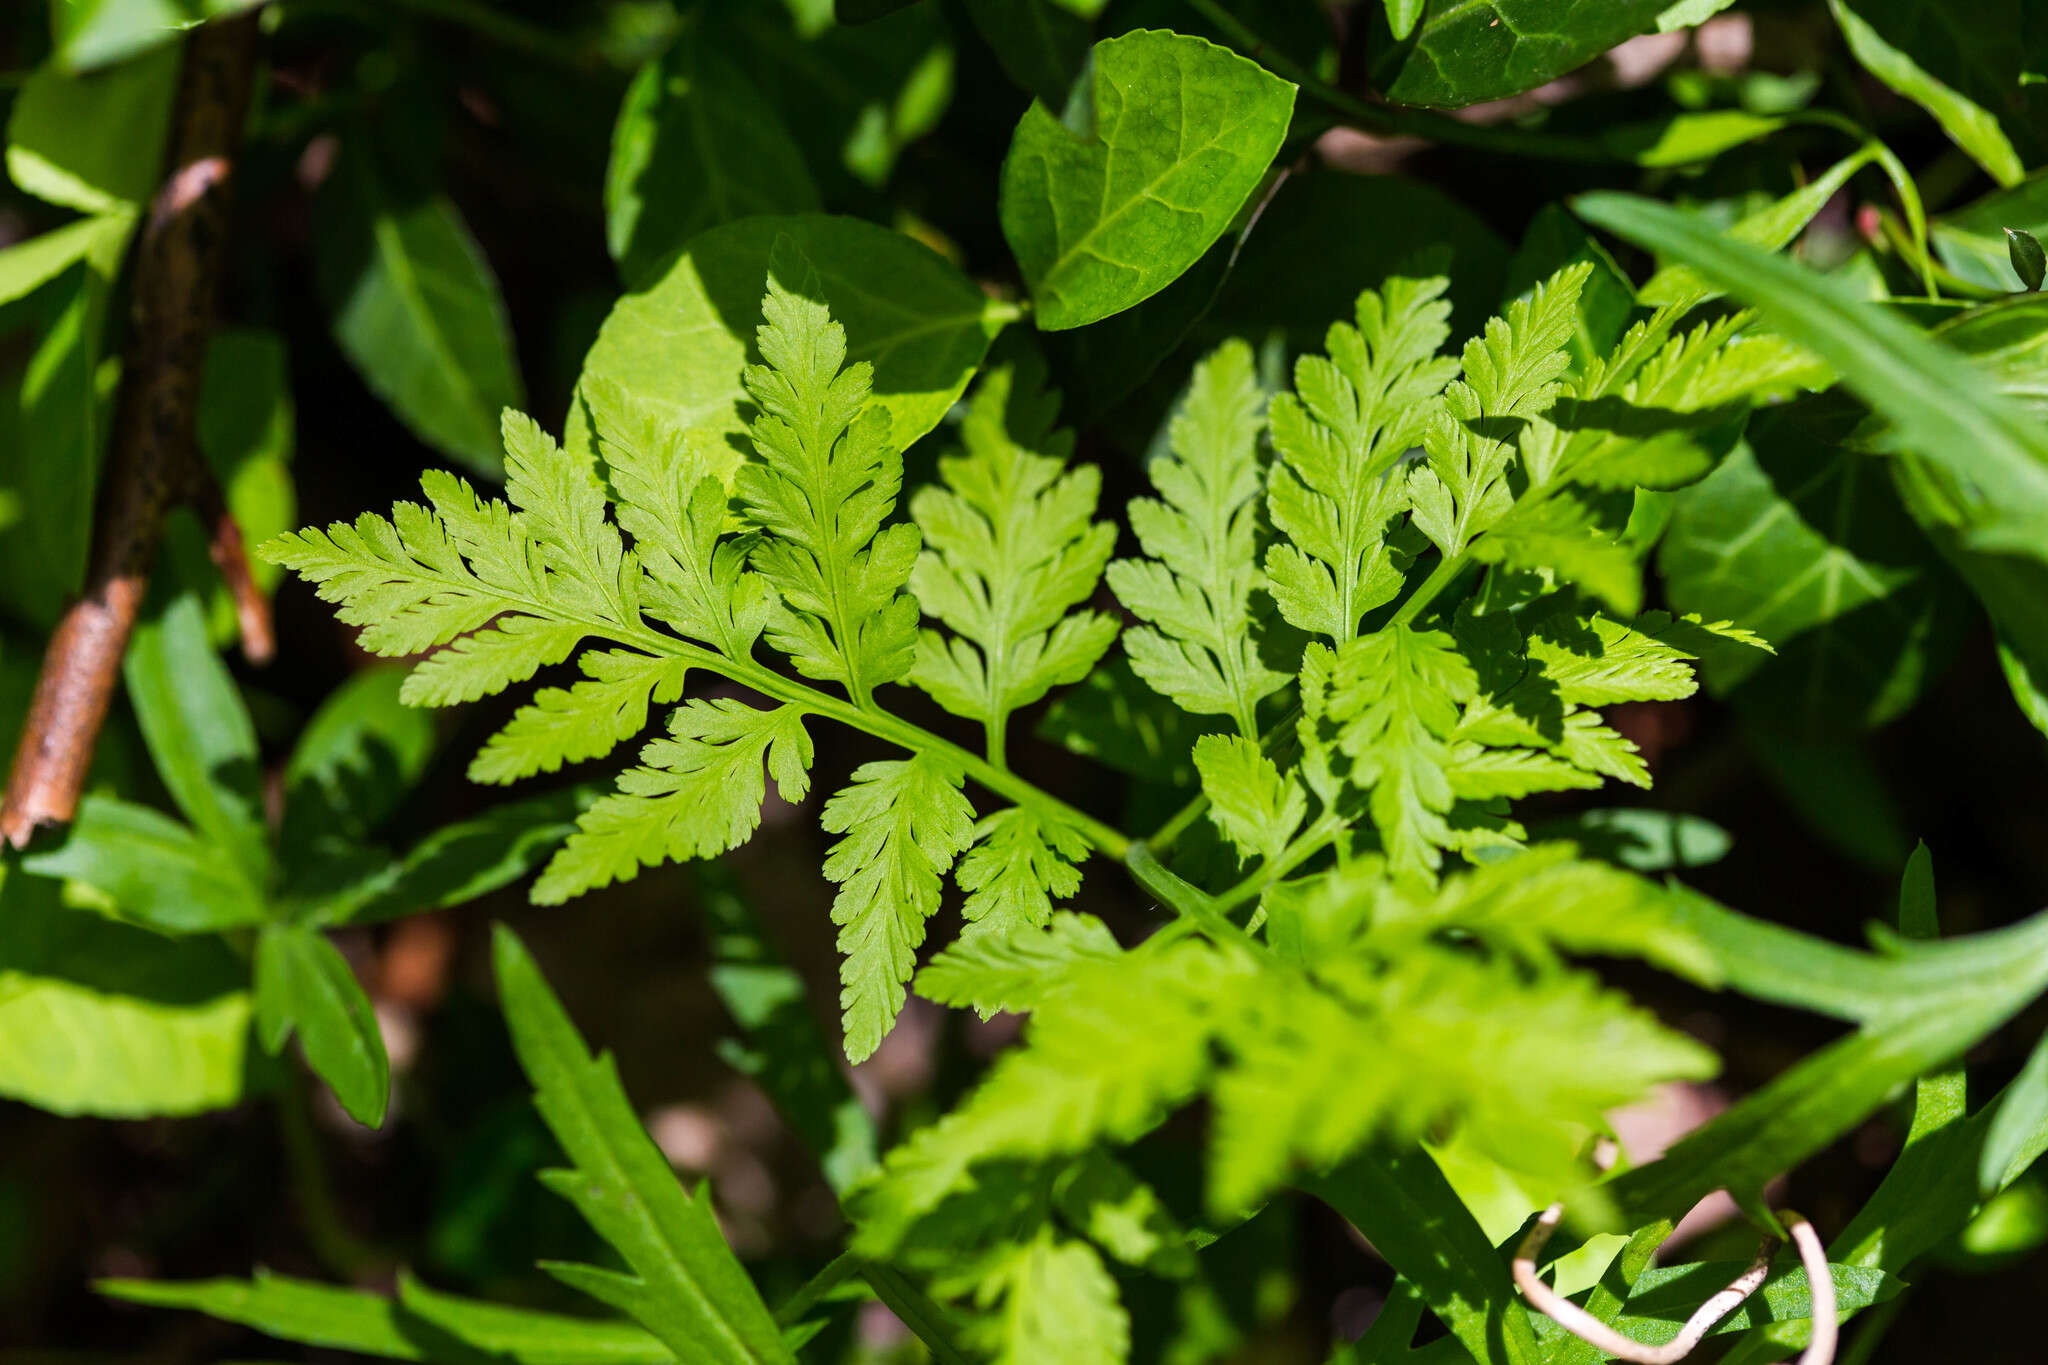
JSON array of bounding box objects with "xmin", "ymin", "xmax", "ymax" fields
[{"xmin": 5, "ymin": 1, "xmax": 2048, "ymax": 1362}]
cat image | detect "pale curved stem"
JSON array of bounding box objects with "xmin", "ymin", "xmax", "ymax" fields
[
  {"xmin": 1781, "ymin": 1211, "xmax": 1838, "ymax": 1365},
  {"xmin": 1513, "ymin": 1202, "xmax": 1777, "ymax": 1365}
]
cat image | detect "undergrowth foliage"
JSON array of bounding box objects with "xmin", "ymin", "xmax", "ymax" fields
[{"xmin": 246, "ymin": 229, "xmax": 1894, "ymax": 1355}]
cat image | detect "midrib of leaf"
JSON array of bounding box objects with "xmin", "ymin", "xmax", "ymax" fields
[
  {"xmin": 389, "ymin": 548, "xmax": 1131, "ymax": 859},
  {"xmin": 1041, "ymin": 65, "xmax": 1268, "ymax": 292}
]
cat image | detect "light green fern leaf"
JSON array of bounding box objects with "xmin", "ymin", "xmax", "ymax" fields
[
  {"xmin": 952, "ymin": 1232, "xmax": 1128, "ymax": 1365},
  {"xmin": 909, "ymin": 355, "xmax": 1118, "ymax": 755},
  {"xmin": 470, "ymin": 650, "xmax": 691, "ymax": 784},
  {"xmin": 533, "ymin": 700, "xmax": 812, "ymax": 904},
  {"xmin": 1324, "ymin": 625, "xmax": 1479, "ymax": 883},
  {"xmin": 823, "ymin": 756, "xmax": 979, "ymax": 1062},
  {"xmin": 1409, "ymin": 263, "xmax": 1591, "ymax": 556},
  {"xmin": 1107, "ymin": 339, "xmax": 1288, "ymax": 738},
  {"xmin": 916, "ymin": 911, "xmax": 1123, "ymax": 1018},
  {"xmin": 736, "ymin": 253, "xmax": 920, "ymax": 705},
  {"xmin": 955, "ymin": 807, "xmax": 1091, "ymax": 943},
  {"xmin": 1193, "ymin": 733, "xmax": 1306, "ymax": 864},
  {"xmin": 1265, "ymin": 272, "xmax": 1458, "ymax": 642}
]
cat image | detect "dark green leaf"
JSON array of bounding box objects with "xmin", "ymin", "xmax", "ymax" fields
[
  {"xmin": 0, "ymin": 867, "xmax": 248, "ymax": 1117},
  {"xmin": 836, "ymin": 0, "xmax": 922, "ymax": 19},
  {"xmin": 1828, "ymin": 0, "xmax": 2032, "ymax": 186},
  {"xmin": 176, "ymin": 327, "xmax": 298, "ymax": 643},
  {"xmin": 1983, "ymin": 1032, "xmax": 2048, "ymax": 1197},
  {"xmin": 1000, "ymin": 29, "xmax": 1295, "ymax": 330},
  {"xmin": 964, "ymin": 0, "xmax": 1091, "ymax": 106},
  {"xmin": 1610, "ymin": 1258, "xmax": 1900, "ymax": 1340},
  {"xmin": 255, "ymin": 925, "xmax": 391, "ymax": 1127},
  {"xmin": 572, "ymin": 213, "xmax": 1005, "ymax": 457},
  {"xmin": 1308, "ymin": 1149, "xmax": 1542, "ymax": 1365},
  {"xmin": 1373, "ymin": 0, "xmax": 1671, "ymax": 109},
  {"xmin": 283, "ymin": 666, "xmax": 439, "ymax": 848},
  {"xmin": 124, "ymin": 587, "xmax": 270, "ymax": 884},
  {"xmin": 330, "ymin": 788, "xmax": 591, "ymax": 926},
  {"xmin": 97, "ymin": 1268, "xmax": 674, "ymax": 1364},
  {"xmin": 2009, "ymin": 227, "xmax": 2046, "ymax": 290},
  {"xmin": 699, "ymin": 864, "xmax": 879, "ymax": 1194},
  {"xmin": 1604, "ymin": 902, "xmax": 2048, "ymax": 1222},
  {"xmin": 1578, "ymin": 192, "xmax": 2048, "ymax": 568},
  {"xmin": 1214, "ymin": 171, "xmax": 1510, "ymax": 348},
  {"xmin": 20, "ymin": 795, "xmax": 266, "ymax": 933},
  {"xmin": 1659, "ymin": 407, "xmax": 1968, "ymax": 737},
  {"xmin": 314, "ymin": 133, "xmax": 525, "ymax": 476},
  {"xmin": 493, "ymin": 927, "xmax": 793, "ymax": 1364},
  {"xmin": 606, "ymin": 38, "xmax": 819, "ymax": 285}
]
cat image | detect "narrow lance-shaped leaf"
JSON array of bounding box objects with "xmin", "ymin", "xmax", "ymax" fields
[
  {"xmin": 493, "ymin": 927, "xmax": 793, "ymax": 1364},
  {"xmin": 1576, "ymin": 192, "xmax": 2048, "ymax": 568}
]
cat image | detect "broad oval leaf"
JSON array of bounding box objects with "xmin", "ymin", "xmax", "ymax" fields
[
  {"xmin": 314, "ymin": 134, "xmax": 525, "ymax": 476},
  {"xmin": 606, "ymin": 39, "xmax": 819, "ymax": 285},
  {"xmin": 1660, "ymin": 406, "xmax": 1968, "ymax": 736},
  {"xmin": 1373, "ymin": 0, "xmax": 1671, "ymax": 109},
  {"xmin": 575, "ymin": 213, "xmax": 1006, "ymax": 454},
  {"xmin": 999, "ymin": 29, "xmax": 1295, "ymax": 331}
]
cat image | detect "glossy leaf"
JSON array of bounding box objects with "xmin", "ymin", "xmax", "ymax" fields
[
  {"xmin": 327, "ymin": 788, "xmax": 591, "ymax": 926},
  {"xmin": 965, "ymin": 0, "xmax": 1091, "ymax": 105},
  {"xmin": 283, "ymin": 665, "xmax": 440, "ymax": 846},
  {"xmin": 1000, "ymin": 29, "xmax": 1295, "ymax": 330},
  {"xmin": 1373, "ymin": 0, "xmax": 1671, "ymax": 109}
]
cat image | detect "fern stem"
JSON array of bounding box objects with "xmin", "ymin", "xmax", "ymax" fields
[
  {"xmin": 713, "ymin": 654, "xmax": 1133, "ymax": 861},
  {"xmin": 1216, "ymin": 809, "xmax": 1347, "ymax": 914},
  {"xmin": 860, "ymin": 1262, "xmax": 973, "ymax": 1365},
  {"xmin": 1125, "ymin": 842, "xmax": 1254, "ymax": 944},
  {"xmin": 775, "ymin": 1250, "xmax": 860, "ymax": 1327}
]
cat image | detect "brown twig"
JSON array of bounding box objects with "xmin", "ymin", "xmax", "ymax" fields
[{"xmin": 0, "ymin": 14, "xmax": 264, "ymax": 850}]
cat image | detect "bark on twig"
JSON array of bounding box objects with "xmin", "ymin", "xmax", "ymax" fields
[{"xmin": 0, "ymin": 14, "xmax": 264, "ymax": 849}]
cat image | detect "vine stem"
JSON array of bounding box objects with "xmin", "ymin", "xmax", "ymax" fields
[{"xmin": 1, "ymin": 15, "xmax": 267, "ymax": 849}]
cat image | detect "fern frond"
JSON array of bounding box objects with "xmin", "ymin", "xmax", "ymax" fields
[
  {"xmin": 736, "ymin": 252, "xmax": 920, "ymax": 705},
  {"xmin": 1108, "ymin": 339, "xmax": 1288, "ymax": 738},
  {"xmin": 954, "ymin": 807, "xmax": 1091, "ymax": 943},
  {"xmin": 823, "ymin": 756, "xmax": 979, "ymax": 1062},
  {"xmin": 1265, "ymin": 272, "xmax": 1457, "ymax": 643},
  {"xmin": 909, "ymin": 353, "xmax": 1119, "ymax": 758},
  {"xmin": 533, "ymin": 700, "xmax": 812, "ymax": 904}
]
